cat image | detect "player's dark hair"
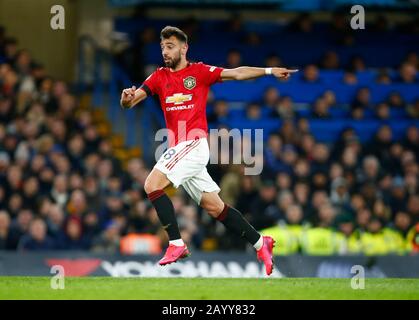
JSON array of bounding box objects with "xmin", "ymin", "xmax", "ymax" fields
[{"xmin": 160, "ymin": 26, "xmax": 188, "ymax": 44}]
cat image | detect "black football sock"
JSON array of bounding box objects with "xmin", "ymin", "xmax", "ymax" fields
[
  {"xmin": 147, "ymin": 189, "xmax": 181, "ymax": 241},
  {"xmin": 216, "ymin": 204, "xmax": 261, "ymax": 246}
]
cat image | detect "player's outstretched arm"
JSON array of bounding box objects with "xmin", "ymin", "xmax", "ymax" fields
[
  {"xmin": 120, "ymin": 86, "xmax": 148, "ymax": 109},
  {"xmin": 221, "ymin": 66, "xmax": 298, "ymax": 81}
]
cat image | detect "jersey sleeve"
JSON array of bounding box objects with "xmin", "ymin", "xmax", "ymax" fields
[
  {"xmin": 200, "ymin": 63, "xmax": 224, "ymax": 86},
  {"xmin": 140, "ymin": 70, "xmax": 160, "ymax": 96}
]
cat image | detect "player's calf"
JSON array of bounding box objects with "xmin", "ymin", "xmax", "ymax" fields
[{"xmin": 145, "ymin": 169, "xmax": 183, "ymax": 245}]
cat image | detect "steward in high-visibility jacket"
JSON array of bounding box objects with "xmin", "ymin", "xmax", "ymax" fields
[
  {"xmin": 359, "ymin": 218, "xmax": 394, "ymax": 255},
  {"xmin": 261, "ymin": 222, "xmax": 309, "ymax": 255},
  {"xmin": 335, "ymin": 230, "xmax": 363, "ymax": 255},
  {"xmin": 360, "ymin": 231, "xmax": 392, "ymax": 255},
  {"xmin": 300, "ymin": 226, "xmax": 340, "ymax": 256},
  {"xmin": 334, "ymin": 213, "xmax": 362, "ymax": 255},
  {"xmin": 382, "ymin": 227, "xmax": 410, "ymax": 255},
  {"xmin": 407, "ymin": 223, "xmax": 419, "ymax": 253}
]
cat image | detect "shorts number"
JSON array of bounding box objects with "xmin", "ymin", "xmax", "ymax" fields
[{"xmin": 163, "ymin": 149, "xmax": 176, "ymax": 160}]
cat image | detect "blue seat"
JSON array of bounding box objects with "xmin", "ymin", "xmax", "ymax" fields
[
  {"xmin": 389, "ymin": 108, "xmax": 408, "ymax": 119},
  {"xmin": 308, "ymin": 119, "xmax": 419, "ymax": 143},
  {"xmin": 212, "ymin": 77, "xmax": 419, "ymax": 105},
  {"xmin": 329, "ymin": 108, "xmax": 349, "ymax": 118},
  {"xmin": 318, "ymin": 71, "xmax": 345, "ymax": 84}
]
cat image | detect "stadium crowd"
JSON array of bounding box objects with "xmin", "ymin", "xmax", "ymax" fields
[{"xmin": 0, "ymin": 14, "xmax": 418, "ymax": 256}]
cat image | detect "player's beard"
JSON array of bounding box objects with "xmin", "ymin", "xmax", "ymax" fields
[{"xmin": 164, "ymin": 51, "xmax": 181, "ymax": 69}]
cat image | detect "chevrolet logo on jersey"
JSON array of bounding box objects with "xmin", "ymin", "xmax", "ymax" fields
[{"xmin": 165, "ymin": 93, "xmax": 193, "ymax": 105}]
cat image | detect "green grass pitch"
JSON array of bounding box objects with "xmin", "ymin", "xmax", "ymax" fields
[{"xmin": 0, "ymin": 277, "xmax": 418, "ymax": 300}]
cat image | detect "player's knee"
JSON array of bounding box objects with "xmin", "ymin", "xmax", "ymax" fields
[
  {"xmin": 201, "ymin": 201, "xmax": 224, "ymax": 218},
  {"xmin": 144, "ymin": 178, "xmax": 158, "ymax": 194}
]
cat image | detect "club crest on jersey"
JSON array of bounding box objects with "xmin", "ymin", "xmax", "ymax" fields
[{"xmin": 183, "ymin": 76, "xmax": 196, "ymax": 90}]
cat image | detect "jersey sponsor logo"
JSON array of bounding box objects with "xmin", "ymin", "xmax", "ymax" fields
[
  {"xmin": 165, "ymin": 93, "xmax": 193, "ymax": 105},
  {"xmin": 183, "ymin": 76, "xmax": 196, "ymax": 90},
  {"xmin": 209, "ymin": 66, "xmax": 216, "ymax": 72},
  {"xmin": 166, "ymin": 104, "xmax": 194, "ymax": 111}
]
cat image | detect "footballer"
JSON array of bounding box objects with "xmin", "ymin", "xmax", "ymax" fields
[{"xmin": 120, "ymin": 26, "xmax": 298, "ymax": 275}]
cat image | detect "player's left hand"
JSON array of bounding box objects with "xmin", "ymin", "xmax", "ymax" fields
[{"xmin": 272, "ymin": 68, "xmax": 299, "ymax": 80}]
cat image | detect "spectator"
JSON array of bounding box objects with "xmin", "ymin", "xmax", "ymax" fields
[
  {"xmin": 387, "ymin": 92, "xmax": 406, "ymax": 108},
  {"xmin": 0, "ymin": 186, "xmax": 6, "ymax": 211},
  {"xmin": 311, "ymin": 98, "xmax": 331, "ymax": 118},
  {"xmin": 66, "ymin": 189, "xmax": 88, "ymax": 218},
  {"xmin": 388, "ymin": 176, "xmax": 408, "ymax": 214},
  {"xmin": 351, "ymin": 87, "xmax": 372, "ymax": 110},
  {"xmin": 376, "ymin": 69, "xmax": 392, "ymax": 84},
  {"xmin": 57, "ymin": 216, "xmax": 91, "ymax": 250},
  {"xmin": 407, "ymin": 99, "xmax": 419, "ymax": 119},
  {"xmin": 355, "ymin": 207, "xmax": 371, "ymax": 232},
  {"xmin": 288, "ymin": 13, "xmax": 313, "ymax": 33},
  {"xmin": 366, "ymin": 125, "xmax": 393, "ymax": 161},
  {"xmin": 225, "ymin": 49, "xmax": 242, "ymax": 69},
  {"xmin": 302, "ymin": 64, "xmax": 320, "ymax": 83},
  {"xmin": 7, "ymin": 193, "xmax": 23, "ymax": 218},
  {"xmin": 265, "ymin": 53, "xmax": 282, "ymax": 68},
  {"xmin": 359, "ymin": 156, "xmax": 382, "ymax": 186},
  {"xmin": 376, "ymin": 102, "xmax": 390, "ymax": 120},
  {"xmin": 396, "ymin": 62, "xmax": 417, "ymax": 83},
  {"xmin": 245, "ymin": 102, "xmax": 262, "ymax": 120},
  {"xmin": 348, "ymin": 55, "xmax": 366, "ymax": 72},
  {"xmin": 18, "ymin": 218, "xmax": 55, "ymax": 250},
  {"xmin": 243, "ymin": 32, "xmax": 261, "ymax": 46},
  {"xmin": 343, "ymin": 70, "xmax": 358, "ymax": 84},
  {"xmin": 45, "ymin": 204, "xmax": 65, "ymax": 240},
  {"xmin": 235, "ymin": 175, "xmax": 259, "ymax": 218},
  {"xmin": 335, "ymin": 213, "xmax": 361, "ymax": 255},
  {"xmin": 330, "ymin": 177, "xmax": 350, "ymax": 209},
  {"xmin": 322, "ymin": 90, "xmax": 336, "ymax": 108},
  {"xmin": 293, "ymin": 158, "xmax": 311, "ymax": 182},
  {"xmin": 67, "ymin": 134, "xmax": 86, "ymax": 171},
  {"xmin": 262, "ymin": 87, "xmax": 280, "ymax": 109},
  {"xmin": 279, "ymin": 120, "xmax": 299, "ymax": 145},
  {"xmin": 207, "ymin": 100, "xmax": 229, "ymax": 124},
  {"xmin": 49, "ymin": 174, "xmax": 69, "ymax": 209},
  {"xmin": 406, "ymin": 195, "xmax": 419, "ymax": 221},
  {"xmin": 293, "ymin": 182, "xmax": 310, "ymax": 216},
  {"xmin": 392, "ymin": 211, "xmax": 412, "ymax": 238},
  {"xmin": 91, "ymin": 220, "xmax": 121, "ymax": 253},
  {"xmin": 360, "ymin": 217, "xmax": 389, "ymax": 255},
  {"xmin": 21, "ymin": 176, "xmax": 39, "ymax": 210},
  {"xmin": 284, "ymin": 204, "xmax": 305, "ymax": 226},
  {"xmin": 272, "ymin": 96, "xmax": 295, "ymax": 119},
  {"xmin": 404, "ymin": 52, "xmax": 419, "ymax": 69},
  {"xmin": 311, "ymin": 143, "xmax": 330, "ymax": 174},
  {"xmin": 0, "ymin": 210, "xmax": 13, "ymax": 250},
  {"xmin": 249, "ymin": 180, "xmax": 280, "ymax": 230},
  {"xmin": 320, "ymin": 51, "xmax": 340, "ymax": 69}
]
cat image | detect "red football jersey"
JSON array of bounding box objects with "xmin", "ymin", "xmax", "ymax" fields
[{"xmin": 140, "ymin": 62, "xmax": 224, "ymax": 147}]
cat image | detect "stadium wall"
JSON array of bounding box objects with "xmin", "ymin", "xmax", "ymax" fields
[{"xmin": 0, "ymin": 252, "xmax": 418, "ymax": 278}]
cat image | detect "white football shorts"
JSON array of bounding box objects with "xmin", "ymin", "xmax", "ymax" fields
[{"xmin": 154, "ymin": 137, "xmax": 220, "ymax": 204}]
